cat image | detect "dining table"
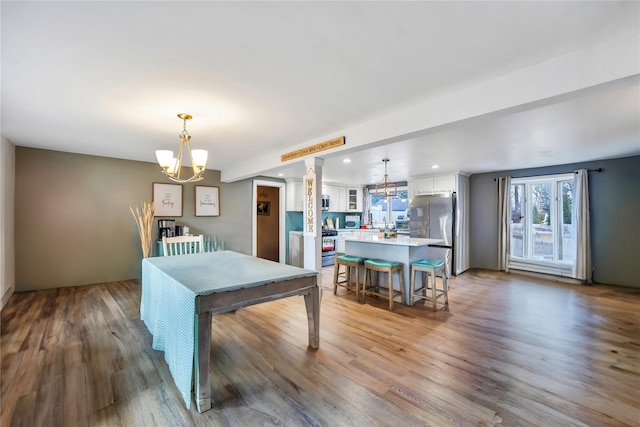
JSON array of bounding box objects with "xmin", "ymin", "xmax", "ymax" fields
[{"xmin": 140, "ymin": 250, "xmax": 320, "ymax": 413}]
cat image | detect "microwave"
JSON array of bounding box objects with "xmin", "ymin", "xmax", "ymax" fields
[
  {"xmin": 396, "ymin": 220, "xmax": 410, "ymax": 234},
  {"xmin": 321, "ymin": 194, "xmax": 330, "ymax": 211},
  {"xmin": 344, "ymin": 215, "xmax": 361, "ymax": 229}
]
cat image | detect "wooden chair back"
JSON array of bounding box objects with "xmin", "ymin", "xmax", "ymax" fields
[{"xmin": 162, "ymin": 235, "xmax": 205, "ymax": 256}]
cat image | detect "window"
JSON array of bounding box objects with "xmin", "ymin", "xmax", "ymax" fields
[
  {"xmin": 367, "ymin": 187, "xmax": 409, "ymax": 226},
  {"xmin": 510, "ymin": 174, "xmax": 575, "ymax": 274}
]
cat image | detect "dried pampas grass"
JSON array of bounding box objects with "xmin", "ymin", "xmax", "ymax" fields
[{"xmin": 130, "ymin": 201, "xmax": 155, "ymax": 258}]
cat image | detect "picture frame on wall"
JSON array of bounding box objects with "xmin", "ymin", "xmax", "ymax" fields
[
  {"xmin": 257, "ymin": 201, "xmax": 270, "ymax": 216},
  {"xmin": 195, "ymin": 186, "xmax": 221, "ymax": 217},
  {"xmin": 153, "ymin": 183, "xmax": 183, "ymax": 217}
]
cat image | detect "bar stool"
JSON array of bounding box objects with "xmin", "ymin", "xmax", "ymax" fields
[
  {"xmin": 409, "ymin": 258, "xmax": 449, "ymax": 310},
  {"xmin": 334, "ymin": 251, "xmax": 346, "ymax": 280},
  {"xmin": 333, "ymin": 255, "xmax": 366, "ymax": 301},
  {"xmin": 362, "ymin": 259, "xmax": 404, "ymax": 310}
]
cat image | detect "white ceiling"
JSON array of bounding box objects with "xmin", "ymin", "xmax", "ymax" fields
[{"xmin": 2, "ymin": 1, "xmax": 639, "ymax": 184}]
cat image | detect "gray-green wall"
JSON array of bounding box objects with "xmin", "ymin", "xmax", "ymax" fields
[
  {"xmin": 15, "ymin": 147, "xmax": 253, "ymax": 291},
  {"xmin": 1, "ymin": 137, "xmax": 16, "ymax": 307},
  {"xmin": 469, "ymin": 155, "xmax": 640, "ymax": 287},
  {"xmin": 14, "ymin": 147, "xmax": 640, "ymax": 290}
]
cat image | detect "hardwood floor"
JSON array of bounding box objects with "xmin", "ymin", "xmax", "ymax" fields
[{"xmin": 1, "ymin": 267, "xmax": 639, "ymax": 426}]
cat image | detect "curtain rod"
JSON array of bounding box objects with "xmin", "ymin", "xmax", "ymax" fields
[{"xmin": 493, "ymin": 168, "xmax": 602, "ymax": 181}]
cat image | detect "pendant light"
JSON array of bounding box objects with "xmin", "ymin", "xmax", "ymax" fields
[
  {"xmin": 375, "ymin": 159, "xmax": 397, "ymax": 198},
  {"xmin": 155, "ymin": 114, "xmax": 208, "ymax": 183}
]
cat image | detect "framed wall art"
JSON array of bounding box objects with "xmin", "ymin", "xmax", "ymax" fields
[
  {"xmin": 257, "ymin": 201, "xmax": 270, "ymax": 216},
  {"xmin": 195, "ymin": 185, "xmax": 220, "ymax": 217},
  {"xmin": 153, "ymin": 183, "xmax": 183, "ymax": 217}
]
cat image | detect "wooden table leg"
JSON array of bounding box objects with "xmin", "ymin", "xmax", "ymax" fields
[
  {"xmin": 304, "ymin": 284, "xmax": 320, "ymax": 349},
  {"xmin": 195, "ymin": 311, "xmax": 212, "ymax": 413}
]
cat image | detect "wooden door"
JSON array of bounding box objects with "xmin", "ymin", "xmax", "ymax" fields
[{"xmin": 256, "ymin": 185, "xmax": 280, "ymax": 261}]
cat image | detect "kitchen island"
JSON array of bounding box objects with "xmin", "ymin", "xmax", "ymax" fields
[{"xmin": 344, "ymin": 235, "xmax": 444, "ymax": 305}]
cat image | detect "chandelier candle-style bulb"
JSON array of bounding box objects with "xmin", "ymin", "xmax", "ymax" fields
[
  {"xmin": 167, "ymin": 158, "xmax": 180, "ymax": 175},
  {"xmin": 155, "ymin": 114, "xmax": 209, "ymax": 183},
  {"xmin": 155, "ymin": 150, "xmax": 174, "ymax": 169},
  {"xmin": 191, "ymin": 149, "xmax": 208, "ymax": 172}
]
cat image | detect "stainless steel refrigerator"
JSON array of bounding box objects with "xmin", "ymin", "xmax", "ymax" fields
[{"xmin": 409, "ymin": 193, "xmax": 456, "ymax": 276}]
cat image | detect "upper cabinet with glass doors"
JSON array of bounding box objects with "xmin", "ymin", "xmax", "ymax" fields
[{"xmin": 347, "ymin": 187, "xmax": 362, "ymax": 212}]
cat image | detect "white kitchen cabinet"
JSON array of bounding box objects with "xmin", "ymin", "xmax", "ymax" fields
[
  {"xmin": 337, "ymin": 230, "xmax": 353, "ymax": 253},
  {"xmin": 328, "ymin": 185, "xmax": 339, "ymax": 211},
  {"xmin": 289, "ymin": 231, "xmax": 304, "ymax": 267},
  {"xmin": 337, "ymin": 230, "xmax": 367, "ymax": 252},
  {"xmin": 336, "ymin": 186, "xmax": 347, "ymax": 212},
  {"xmin": 285, "ymin": 178, "xmax": 303, "ymax": 211},
  {"xmin": 410, "ymin": 176, "xmax": 433, "ymax": 197},
  {"xmin": 346, "ymin": 187, "xmax": 362, "ymax": 212},
  {"xmin": 321, "ymin": 183, "xmax": 352, "ymax": 212},
  {"xmin": 409, "ymin": 174, "xmax": 456, "ymax": 197},
  {"xmin": 288, "ymin": 180, "xmax": 348, "ymax": 212},
  {"xmin": 433, "ymin": 174, "xmax": 456, "ymax": 193}
]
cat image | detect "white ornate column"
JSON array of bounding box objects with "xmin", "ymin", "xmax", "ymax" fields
[{"xmin": 303, "ymin": 158, "xmax": 323, "ymax": 272}]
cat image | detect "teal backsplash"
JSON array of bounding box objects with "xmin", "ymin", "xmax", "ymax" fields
[
  {"xmin": 286, "ymin": 211, "xmax": 355, "ymax": 232},
  {"xmin": 285, "ymin": 211, "xmax": 359, "ymax": 264}
]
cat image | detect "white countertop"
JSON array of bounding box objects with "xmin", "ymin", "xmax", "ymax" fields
[{"xmin": 345, "ymin": 235, "xmax": 444, "ymax": 247}]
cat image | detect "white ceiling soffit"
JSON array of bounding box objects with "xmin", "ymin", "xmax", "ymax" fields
[{"xmin": 1, "ymin": 1, "xmax": 639, "ymax": 184}]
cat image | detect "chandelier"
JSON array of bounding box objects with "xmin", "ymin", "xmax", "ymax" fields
[
  {"xmin": 155, "ymin": 114, "xmax": 208, "ymax": 183},
  {"xmin": 375, "ymin": 159, "xmax": 397, "ymax": 198}
]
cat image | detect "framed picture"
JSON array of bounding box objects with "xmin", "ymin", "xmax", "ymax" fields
[
  {"xmin": 153, "ymin": 183, "xmax": 183, "ymax": 217},
  {"xmin": 257, "ymin": 201, "xmax": 270, "ymax": 216},
  {"xmin": 195, "ymin": 186, "xmax": 220, "ymax": 217}
]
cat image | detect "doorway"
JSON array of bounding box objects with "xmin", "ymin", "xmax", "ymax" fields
[{"xmin": 252, "ymin": 180, "xmax": 286, "ymax": 262}]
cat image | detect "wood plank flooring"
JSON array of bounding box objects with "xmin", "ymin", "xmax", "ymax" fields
[{"xmin": 1, "ymin": 267, "xmax": 639, "ymax": 426}]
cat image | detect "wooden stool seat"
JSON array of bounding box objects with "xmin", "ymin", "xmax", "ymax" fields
[
  {"xmin": 333, "ymin": 255, "xmax": 366, "ymax": 302},
  {"xmin": 362, "ymin": 259, "xmax": 405, "ymax": 310},
  {"xmin": 410, "ymin": 258, "xmax": 449, "ymax": 310}
]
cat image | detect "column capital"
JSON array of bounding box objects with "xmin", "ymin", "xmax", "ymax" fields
[{"xmin": 304, "ymin": 157, "xmax": 325, "ymax": 168}]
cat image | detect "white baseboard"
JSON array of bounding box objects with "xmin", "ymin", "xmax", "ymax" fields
[
  {"xmin": 508, "ymin": 269, "xmax": 583, "ymax": 285},
  {"xmin": 1, "ymin": 286, "xmax": 14, "ymax": 311}
]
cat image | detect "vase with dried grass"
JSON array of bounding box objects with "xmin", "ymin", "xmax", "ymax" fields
[{"xmin": 130, "ymin": 201, "xmax": 155, "ymax": 258}]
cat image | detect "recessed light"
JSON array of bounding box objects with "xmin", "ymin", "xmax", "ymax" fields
[
  {"xmin": 430, "ymin": 164, "xmax": 440, "ymax": 169},
  {"xmin": 343, "ymin": 158, "xmax": 351, "ymax": 163},
  {"xmin": 277, "ymin": 173, "xmax": 284, "ymax": 177}
]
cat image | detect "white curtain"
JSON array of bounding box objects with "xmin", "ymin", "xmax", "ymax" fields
[
  {"xmin": 573, "ymin": 169, "xmax": 591, "ymax": 283},
  {"xmin": 362, "ymin": 187, "xmax": 370, "ymax": 224},
  {"xmin": 497, "ymin": 176, "xmax": 511, "ymax": 272}
]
